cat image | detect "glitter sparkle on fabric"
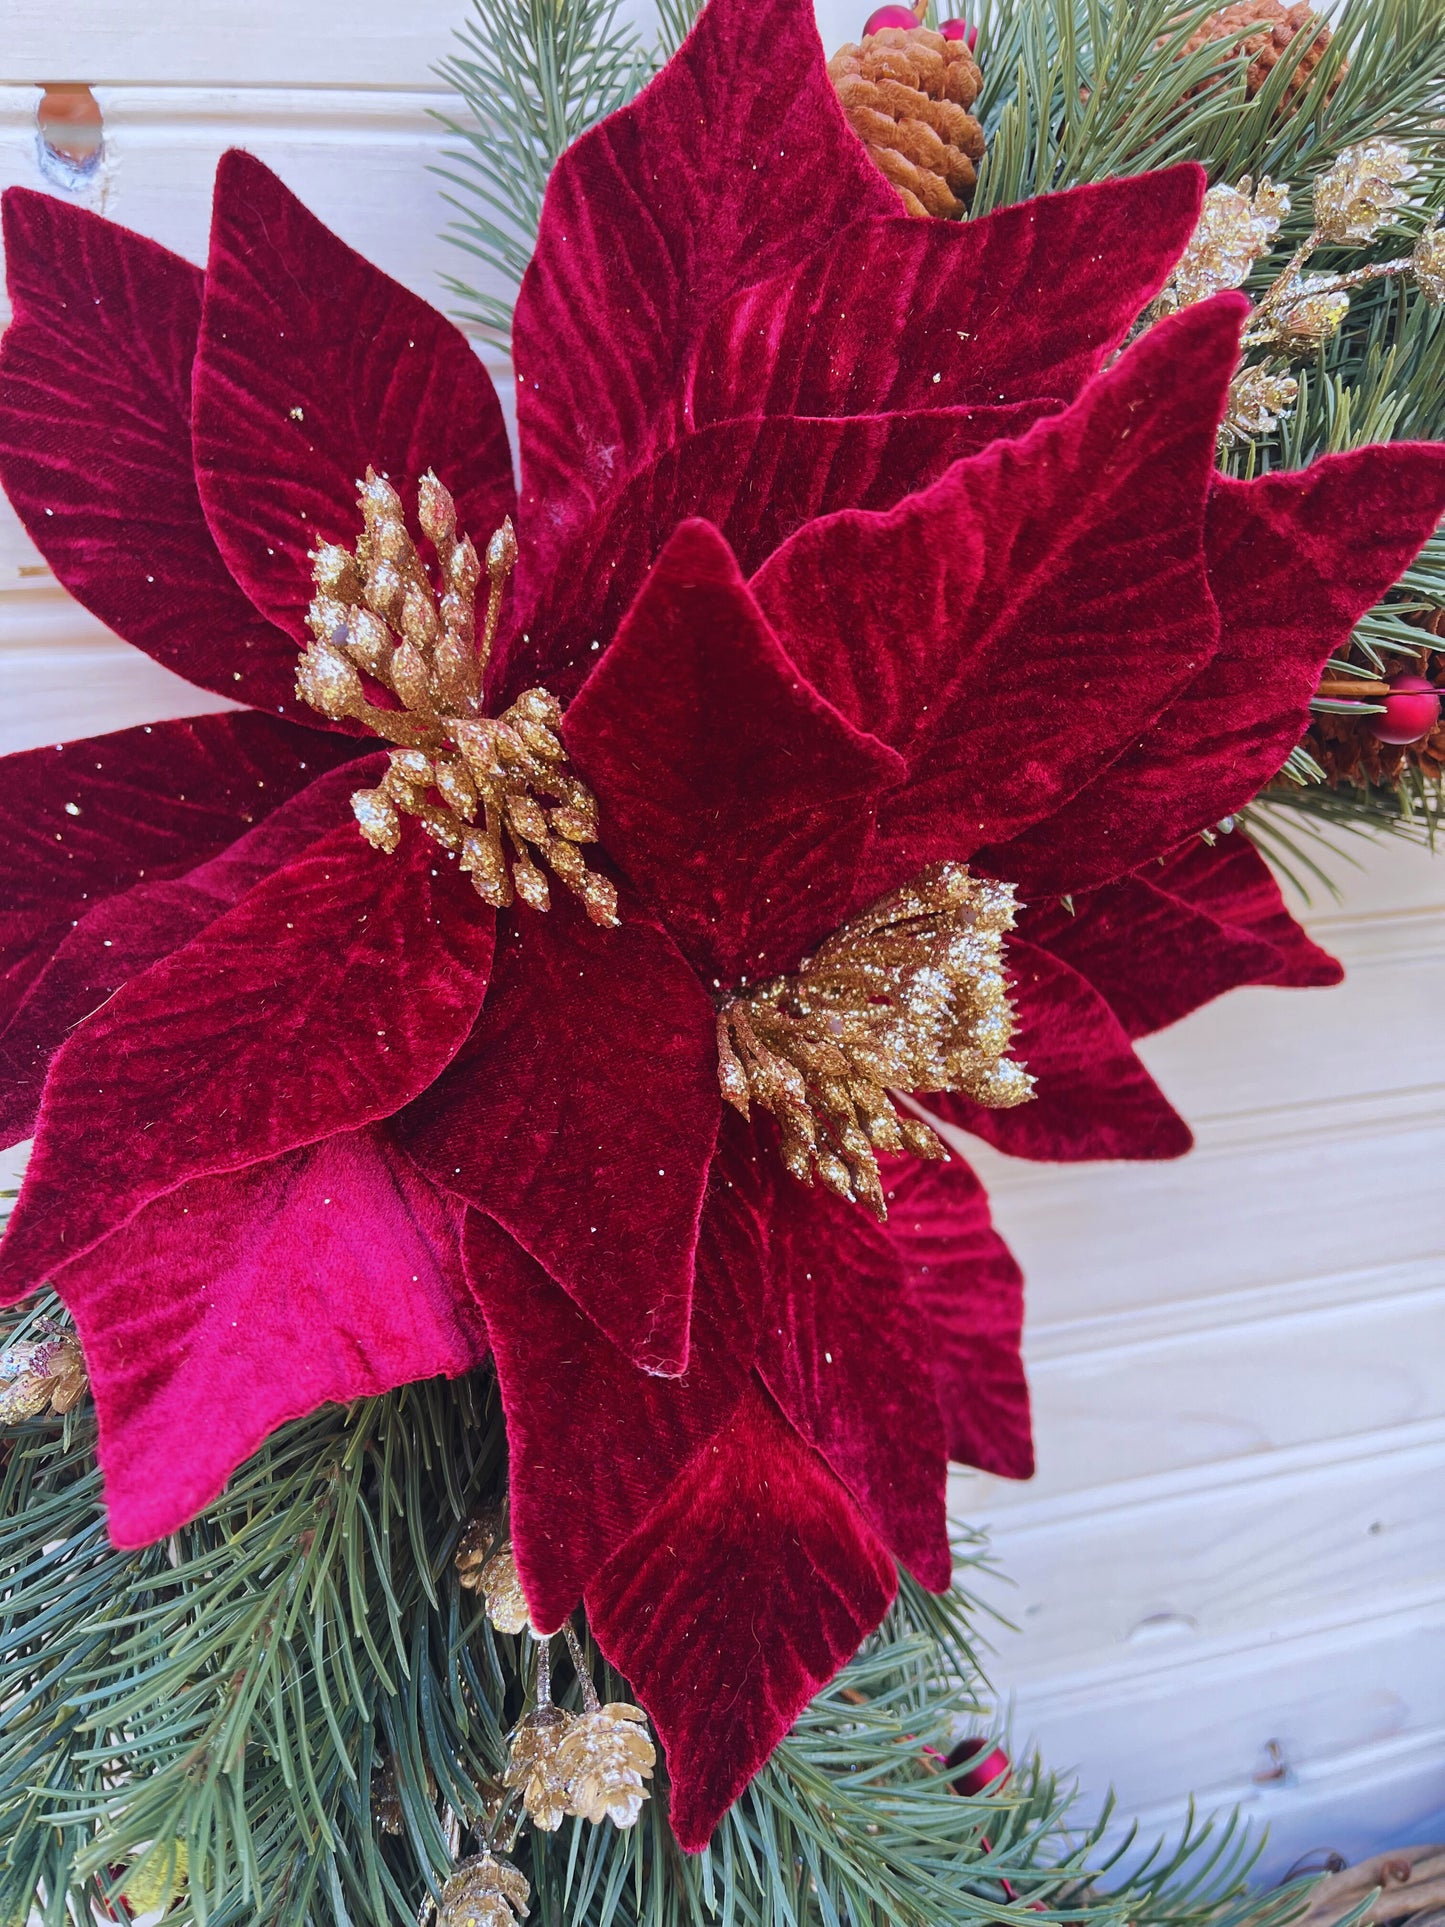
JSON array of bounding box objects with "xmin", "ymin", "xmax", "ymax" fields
[
  {"xmin": 297, "ymin": 470, "xmax": 617, "ymax": 925},
  {"xmin": 715, "ymin": 862, "xmax": 1033, "ymax": 1218}
]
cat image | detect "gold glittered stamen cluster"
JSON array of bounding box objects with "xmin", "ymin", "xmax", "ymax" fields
[
  {"xmin": 716, "ymin": 862, "xmax": 1032, "ymax": 1220},
  {"xmin": 297, "ymin": 470, "xmax": 617, "ymax": 926}
]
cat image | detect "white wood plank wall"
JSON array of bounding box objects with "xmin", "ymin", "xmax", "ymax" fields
[{"xmin": 4, "ymin": 0, "xmax": 1442, "ymax": 1879}]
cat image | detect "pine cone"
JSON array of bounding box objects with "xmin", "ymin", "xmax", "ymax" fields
[
  {"xmin": 0, "ymin": 1334, "xmax": 86, "ymax": 1424},
  {"xmin": 1179, "ymin": 1, "xmax": 1338, "ymax": 107},
  {"xmin": 555, "ymin": 1703, "xmax": 657, "ymax": 1829},
  {"xmin": 504, "ymin": 1704, "xmax": 577, "ymax": 1831},
  {"xmin": 476, "ymin": 1546, "xmax": 533, "ymax": 1635},
  {"xmin": 828, "ymin": 27, "xmax": 985, "ymax": 219},
  {"xmin": 438, "ymin": 1854, "xmax": 530, "ymax": 1927}
]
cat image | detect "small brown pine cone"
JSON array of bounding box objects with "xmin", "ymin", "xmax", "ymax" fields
[
  {"xmin": 1179, "ymin": 1, "xmax": 1338, "ymax": 107},
  {"xmin": 828, "ymin": 27, "xmax": 985, "ymax": 219}
]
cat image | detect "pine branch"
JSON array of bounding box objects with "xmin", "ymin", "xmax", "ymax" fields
[
  {"xmin": 431, "ymin": 0, "xmax": 654, "ymax": 345},
  {"xmin": 0, "ymin": 1290, "xmax": 1321, "ymax": 1927}
]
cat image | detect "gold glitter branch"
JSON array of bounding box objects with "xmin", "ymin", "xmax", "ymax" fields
[
  {"xmin": 716, "ymin": 862, "xmax": 1033, "ymax": 1220},
  {"xmin": 297, "ymin": 470, "xmax": 617, "ymax": 926},
  {"xmin": 1154, "ymin": 144, "xmax": 1445, "ymax": 450}
]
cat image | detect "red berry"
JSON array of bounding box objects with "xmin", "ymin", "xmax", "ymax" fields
[
  {"xmin": 939, "ymin": 16, "xmax": 979, "ymax": 46},
  {"xmin": 863, "ymin": 4, "xmax": 921, "ymax": 32},
  {"xmin": 1369, "ymin": 672, "xmax": 1441, "ymax": 745},
  {"xmin": 945, "ymin": 1737, "xmax": 1012, "ymax": 1796}
]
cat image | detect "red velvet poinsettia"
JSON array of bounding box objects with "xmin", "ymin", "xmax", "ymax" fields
[{"xmin": 2, "ymin": 0, "xmax": 1443, "ymax": 1850}]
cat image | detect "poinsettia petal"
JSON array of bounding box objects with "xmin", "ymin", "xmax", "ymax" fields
[
  {"xmin": 461, "ymin": 1119, "xmax": 770, "ymax": 1632},
  {"xmin": 932, "ymin": 937, "xmax": 1192, "ymax": 1161},
  {"xmin": 510, "ymin": 0, "xmax": 895, "ymax": 594},
  {"xmin": 1152, "ymin": 835, "xmax": 1342, "ymax": 989},
  {"xmin": 583, "ymin": 1377, "xmax": 897, "ymax": 1853},
  {"xmin": 0, "ymin": 712, "xmax": 363, "ymax": 1054},
  {"xmin": 989, "ymin": 447, "xmax": 1445, "ymax": 894},
  {"xmin": 0, "ymin": 827, "xmax": 493, "ymax": 1304},
  {"xmin": 54, "ymin": 1126, "xmax": 483, "ymax": 1547},
  {"xmin": 192, "ymin": 151, "xmax": 514, "ymax": 647},
  {"xmin": 1019, "ymin": 870, "xmax": 1283, "ymax": 1041},
  {"xmin": 751, "ymin": 297, "xmax": 1245, "ymax": 866},
  {"xmin": 0, "ymin": 711, "xmax": 360, "ymax": 916},
  {"xmin": 0, "ymin": 189, "xmax": 301, "ymax": 711},
  {"xmin": 564, "ymin": 520, "xmax": 905, "ymax": 982},
  {"xmin": 0, "ymin": 759, "xmax": 382, "ymax": 1145},
  {"xmin": 756, "ymin": 1168, "xmax": 951, "ymax": 1589},
  {"xmin": 689, "ymin": 168, "xmax": 1204, "ymax": 426},
  {"xmin": 879, "ymin": 1155, "xmax": 1032, "ymax": 1478},
  {"xmin": 507, "ymin": 403, "xmax": 1055, "ymax": 701},
  {"xmin": 400, "ymin": 884, "xmax": 717, "ymax": 1375}
]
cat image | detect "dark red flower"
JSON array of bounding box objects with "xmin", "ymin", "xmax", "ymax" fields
[{"xmin": 1, "ymin": 0, "xmax": 1442, "ymax": 1850}]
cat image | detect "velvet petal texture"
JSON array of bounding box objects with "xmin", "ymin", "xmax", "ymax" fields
[
  {"xmin": 460, "ymin": 1121, "xmax": 771, "ymax": 1632},
  {"xmin": 0, "ymin": 712, "xmax": 359, "ymax": 1044},
  {"xmin": 564, "ymin": 520, "xmax": 905, "ymax": 982},
  {"xmin": 58, "ymin": 1127, "xmax": 483, "ymax": 1547},
  {"xmin": 0, "ymin": 190, "xmax": 302, "ymax": 714},
  {"xmin": 1153, "ymin": 836, "xmax": 1343, "ymax": 991},
  {"xmin": 584, "ymin": 1379, "xmax": 898, "ymax": 1854},
  {"xmin": 0, "ymin": 830, "xmax": 493, "ymax": 1304},
  {"xmin": 509, "ymin": 0, "xmax": 895, "ymax": 592},
  {"xmin": 879, "ymin": 1155, "xmax": 1031, "ymax": 1478},
  {"xmin": 505, "ymin": 402, "xmax": 1057, "ymax": 705},
  {"xmin": 757, "ymin": 1172, "xmax": 952, "ymax": 1589},
  {"xmin": 402, "ymin": 887, "xmax": 719, "ymax": 1375},
  {"xmin": 752, "ymin": 298, "xmax": 1245, "ymax": 871},
  {"xmin": 688, "ymin": 166, "xmax": 1203, "ymax": 426},
  {"xmin": 990, "ymin": 447, "xmax": 1445, "ymax": 894},
  {"xmin": 934, "ymin": 938, "xmax": 1192, "ymax": 1162},
  {"xmin": 192, "ymin": 151, "xmax": 515, "ymax": 650},
  {"xmin": 0, "ymin": 759, "xmax": 381, "ymax": 1145}
]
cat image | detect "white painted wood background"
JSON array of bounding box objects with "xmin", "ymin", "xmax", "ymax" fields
[{"xmin": 2, "ymin": 0, "xmax": 1441, "ymax": 1883}]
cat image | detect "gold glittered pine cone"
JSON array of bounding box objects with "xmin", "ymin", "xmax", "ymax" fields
[
  {"xmin": 0, "ymin": 1333, "xmax": 87, "ymax": 1424},
  {"xmin": 438, "ymin": 1854, "xmax": 531, "ymax": 1927},
  {"xmin": 554, "ymin": 1703, "xmax": 657, "ymax": 1829},
  {"xmin": 1179, "ymin": 1, "xmax": 1339, "ymax": 107},
  {"xmin": 828, "ymin": 25, "xmax": 985, "ymax": 219},
  {"xmin": 476, "ymin": 1545, "xmax": 533, "ymax": 1635},
  {"xmin": 504, "ymin": 1704, "xmax": 578, "ymax": 1831}
]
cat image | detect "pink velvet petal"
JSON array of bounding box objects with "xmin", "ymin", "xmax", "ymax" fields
[
  {"xmin": 932, "ymin": 937, "xmax": 1192, "ymax": 1161},
  {"xmin": 563, "ymin": 520, "xmax": 905, "ymax": 982},
  {"xmin": 689, "ymin": 168, "xmax": 1204, "ymax": 426},
  {"xmin": 0, "ymin": 758, "xmax": 382, "ymax": 1145},
  {"xmin": 506, "ymin": 403, "xmax": 1055, "ymax": 702},
  {"xmin": 751, "ymin": 298, "xmax": 1245, "ymax": 866},
  {"xmin": 0, "ymin": 189, "xmax": 301, "ymax": 711},
  {"xmin": 0, "ymin": 827, "xmax": 493, "ymax": 1304},
  {"xmin": 192, "ymin": 151, "xmax": 514, "ymax": 649},
  {"xmin": 54, "ymin": 1126, "xmax": 483, "ymax": 1547},
  {"xmin": 461, "ymin": 1119, "xmax": 770, "ymax": 1632},
  {"xmin": 1019, "ymin": 870, "xmax": 1283, "ymax": 1040},
  {"xmin": 510, "ymin": 0, "xmax": 895, "ymax": 591},
  {"xmin": 583, "ymin": 1377, "xmax": 898, "ymax": 1852},
  {"xmin": 990, "ymin": 446, "xmax": 1445, "ymax": 894},
  {"xmin": 879, "ymin": 1154, "xmax": 1032, "ymax": 1478},
  {"xmin": 1153, "ymin": 835, "xmax": 1342, "ymax": 988},
  {"xmin": 400, "ymin": 884, "xmax": 718, "ymax": 1375},
  {"xmin": 756, "ymin": 1169, "xmax": 951, "ymax": 1589}
]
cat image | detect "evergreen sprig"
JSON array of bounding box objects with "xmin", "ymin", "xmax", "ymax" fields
[
  {"xmin": 432, "ymin": 0, "xmax": 654, "ymax": 344},
  {"xmin": 1, "ymin": 1286, "xmax": 1318, "ymax": 1927}
]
